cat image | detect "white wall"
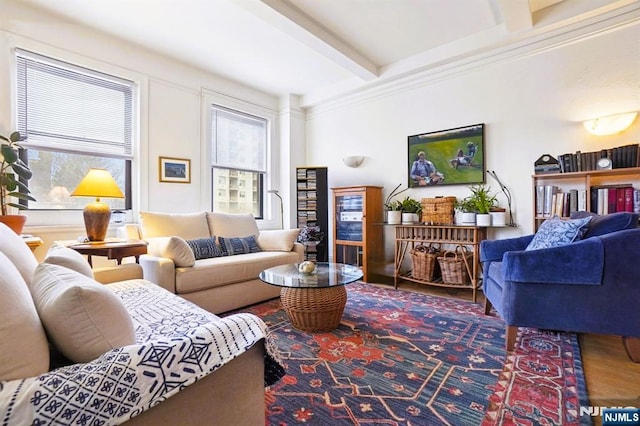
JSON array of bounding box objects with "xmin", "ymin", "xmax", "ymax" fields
[
  {"xmin": 305, "ymin": 20, "xmax": 640, "ymax": 244},
  {"xmin": 0, "ymin": 0, "xmax": 282, "ymax": 259}
]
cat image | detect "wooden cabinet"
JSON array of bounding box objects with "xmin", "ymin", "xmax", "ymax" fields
[
  {"xmin": 394, "ymin": 225, "xmax": 485, "ymax": 303},
  {"xmin": 532, "ymin": 167, "xmax": 640, "ymax": 231},
  {"xmin": 296, "ymin": 167, "xmax": 328, "ymax": 261},
  {"xmin": 332, "ymin": 186, "xmax": 383, "ymax": 282}
]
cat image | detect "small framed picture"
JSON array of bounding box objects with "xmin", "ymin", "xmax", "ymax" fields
[{"xmin": 159, "ymin": 157, "xmax": 191, "ymax": 183}]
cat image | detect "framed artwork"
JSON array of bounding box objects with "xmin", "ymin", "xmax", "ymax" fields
[
  {"xmin": 159, "ymin": 156, "xmax": 191, "ymax": 183},
  {"xmin": 407, "ymin": 123, "xmax": 485, "ymax": 187}
]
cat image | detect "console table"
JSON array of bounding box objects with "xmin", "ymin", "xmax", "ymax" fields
[{"xmin": 394, "ymin": 224, "xmax": 486, "ymax": 303}]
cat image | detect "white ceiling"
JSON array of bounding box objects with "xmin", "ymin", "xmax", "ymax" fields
[{"xmin": 18, "ymin": 0, "xmax": 637, "ymax": 106}]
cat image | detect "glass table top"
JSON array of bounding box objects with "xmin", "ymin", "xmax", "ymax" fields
[{"xmin": 259, "ymin": 262, "xmax": 363, "ymax": 289}]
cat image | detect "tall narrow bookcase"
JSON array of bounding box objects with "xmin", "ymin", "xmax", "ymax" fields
[{"xmin": 296, "ymin": 167, "xmax": 328, "ymax": 261}]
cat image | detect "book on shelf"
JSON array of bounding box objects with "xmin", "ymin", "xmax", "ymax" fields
[
  {"xmin": 557, "ymin": 143, "xmax": 640, "ymax": 172},
  {"xmin": 589, "ymin": 184, "xmax": 634, "ymax": 214},
  {"xmin": 543, "ymin": 185, "xmax": 557, "ymax": 217}
]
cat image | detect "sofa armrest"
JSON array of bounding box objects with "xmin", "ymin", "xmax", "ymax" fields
[
  {"xmin": 119, "ymin": 223, "xmax": 142, "ymax": 240},
  {"xmin": 480, "ymin": 234, "xmax": 534, "ymax": 263},
  {"xmin": 503, "ymin": 237, "xmax": 604, "ymax": 285},
  {"xmin": 93, "ymin": 263, "xmax": 143, "ymax": 283},
  {"xmin": 292, "ymin": 242, "xmax": 304, "ymax": 260},
  {"xmin": 139, "ymin": 254, "xmax": 177, "ymax": 293}
]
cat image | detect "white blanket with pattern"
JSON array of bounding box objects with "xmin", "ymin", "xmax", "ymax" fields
[{"xmin": 0, "ymin": 280, "xmax": 279, "ymax": 425}]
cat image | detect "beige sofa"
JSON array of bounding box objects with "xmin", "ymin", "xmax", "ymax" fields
[
  {"xmin": 0, "ymin": 222, "xmax": 280, "ymax": 425},
  {"xmin": 121, "ymin": 211, "xmax": 304, "ymax": 313}
]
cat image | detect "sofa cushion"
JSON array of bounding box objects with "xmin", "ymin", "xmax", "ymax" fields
[
  {"xmin": 0, "ymin": 222, "xmax": 38, "ymax": 285},
  {"xmin": 219, "ymin": 236, "xmax": 261, "ymax": 256},
  {"xmin": 570, "ymin": 211, "xmax": 639, "ymax": 238},
  {"xmin": 206, "ymin": 212, "xmax": 259, "ymax": 238},
  {"xmin": 258, "ymin": 229, "xmax": 300, "ymax": 251},
  {"xmin": 186, "ymin": 237, "xmax": 224, "ymax": 260},
  {"xmin": 175, "ymin": 250, "xmax": 301, "ymax": 294},
  {"xmin": 140, "ymin": 211, "xmax": 210, "ymax": 240},
  {"xmin": 43, "ymin": 245, "xmax": 93, "ymax": 278},
  {"xmin": 526, "ymin": 216, "xmax": 592, "ymax": 251},
  {"xmin": 147, "ymin": 236, "xmax": 196, "ymax": 267},
  {"xmin": 0, "ymin": 252, "xmax": 50, "ymax": 381},
  {"xmin": 31, "ymin": 263, "xmax": 136, "ymax": 363}
]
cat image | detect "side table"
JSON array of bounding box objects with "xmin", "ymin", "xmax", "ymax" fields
[{"xmin": 69, "ymin": 241, "xmax": 148, "ymax": 267}]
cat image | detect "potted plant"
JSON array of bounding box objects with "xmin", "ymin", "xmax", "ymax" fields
[
  {"xmin": 454, "ymin": 197, "xmax": 477, "ymax": 224},
  {"xmin": 0, "ymin": 131, "xmax": 35, "ymax": 234},
  {"xmin": 463, "ymin": 185, "xmax": 497, "ymax": 226},
  {"xmin": 400, "ymin": 196, "xmax": 422, "ymax": 224},
  {"xmin": 297, "ymin": 225, "xmax": 325, "ymax": 246},
  {"xmin": 384, "ymin": 199, "xmax": 403, "ymax": 224}
]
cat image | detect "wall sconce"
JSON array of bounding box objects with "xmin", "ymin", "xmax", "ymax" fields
[
  {"xmin": 583, "ymin": 112, "xmax": 638, "ymax": 136},
  {"xmin": 342, "ymin": 156, "xmax": 365, "ymax": 168},
  {"xmin": 267, "ymin": 189, "xmax": 284, "ymax": 229}
]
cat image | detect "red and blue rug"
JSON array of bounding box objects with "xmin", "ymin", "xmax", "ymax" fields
[{"xmin": 238, "ymin": 283, "xmax": 590, "ymax": 425}]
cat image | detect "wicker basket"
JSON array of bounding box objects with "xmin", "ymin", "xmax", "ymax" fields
[
  {"xmin": 410, "ymin": 244, "xmax": 442, "ymax": 281},
  {"xmin": 438, "ymin": 246, "xmax": 472, "ymax": 286},
  {"xmin": 421, "ymin": 196, "xmax": 456, "ymax": 225}
]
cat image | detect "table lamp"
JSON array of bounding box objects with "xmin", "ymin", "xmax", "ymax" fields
[{"xmin": 71, "ymin": 168, "xmax": 125, "ymax": 241}]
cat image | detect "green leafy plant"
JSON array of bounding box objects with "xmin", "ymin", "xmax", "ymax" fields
[
  {"xmin": 385, "ymin": 200, "xmax": 402, "ymax": 211},
  {"xmin": 454, "ymin": 197, "xmax": 476, "ymax": 213},
  {"xmin": 0, "ymin": 131, "xmax": 35, "ymax": 215},
  {"xmin": 463, "ymin": 185, "xmax": 497, "ymax": 214},
  {"xmin": 400, "ymin": 196, "xmax": 422, "ymax": 214}
]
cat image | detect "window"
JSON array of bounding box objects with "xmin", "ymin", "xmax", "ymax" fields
[
  {"xmin": 15, "ymin": 49, "xmax": 134, "ymax": 211},
  {"xmin": 210, "ymin": 105, "xmax": 267, "ymax": 218}
]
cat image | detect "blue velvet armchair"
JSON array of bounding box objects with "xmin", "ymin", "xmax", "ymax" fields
[{"xmin": 480, "ymin": 212, "xmax": 640, "ymax": 362}]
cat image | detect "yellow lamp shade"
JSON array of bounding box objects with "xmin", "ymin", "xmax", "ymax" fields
[{"xmin": 71, "ymin": 168, "xmax": 125, "ymax": 199}]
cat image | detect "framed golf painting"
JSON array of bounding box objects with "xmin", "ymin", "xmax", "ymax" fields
[{"xmin": 407, "ymin": 123, "xmax": 485, "ymax": 187}]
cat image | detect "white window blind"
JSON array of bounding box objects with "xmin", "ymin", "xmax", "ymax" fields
[
  {"xmin": 16, "ymin": 49, "xmax": 133, "ymax": 159},
  {"xmin": 211, "ymin": 106, "xmax": 266, "ymax": 172}
]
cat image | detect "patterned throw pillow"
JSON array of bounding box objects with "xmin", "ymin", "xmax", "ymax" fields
[
  {"xmin": 525, "ymin": 216, "xmax": 592, "ymax": 251},
  {"xmin": 219, "ymin": 236, "xmax": 261, "ymax": 256},
  {"xmin": 185, "ymin": 237, "xmax": 223, "ymax": 260}
]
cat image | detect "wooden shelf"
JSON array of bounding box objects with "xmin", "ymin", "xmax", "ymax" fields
[{"xmin": 296, "ymin": 167, "xmax": 328, "ymax": 262}]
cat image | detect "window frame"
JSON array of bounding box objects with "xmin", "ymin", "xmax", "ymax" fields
[
  {"xmin": 8, "ymin": 41, "xmax": 144, "ymax": 227},
  {"xmin": 202, "ymin": 91, "xmax": 279, "ymax": 227}
]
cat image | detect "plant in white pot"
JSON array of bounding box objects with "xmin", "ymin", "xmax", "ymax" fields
[
  {"xmin": 463, "ymin": 185, "xmax": 497, "ymax": 226},
  {"xmin": 400, "ymin": 196, "xmax": 422, "ymax": 224},
  {"xmin": 384, "ymin": 200, "xmax": 403, "ymax": 224},
  {"xmin": 454, "ymin": 197, "xmax": 477, "ymax": 225},
  {"xmin": 0, "ymin": 131, "xmax": 35, "ymax": 234}
]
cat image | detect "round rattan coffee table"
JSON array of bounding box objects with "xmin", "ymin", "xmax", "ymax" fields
[{"xmin": 259, "ymin": 262, "xmax": 363, "ymax": 332}]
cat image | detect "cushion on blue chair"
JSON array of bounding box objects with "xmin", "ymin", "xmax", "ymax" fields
[
  {"xmin": 525, "ymin": 215, "xmax": 592, "ymax": 251},
  {"xmin": 570, "ymin": 211, "xmax": 639, "ymax": 238}
]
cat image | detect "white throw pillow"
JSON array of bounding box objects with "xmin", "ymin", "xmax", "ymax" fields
[
  {"xmin": 206, "ymin": 212, "xmax": 259, "ymax": 238},
  {"xmin": 146, "ymin": 236, "xmax": 196, "ymax": 267},
  {"xmin": 258, "ymin": 229, "xmax": 300, "ymax": 251},
  {"xmin": 140, "ymin": 211, "xmax": 210, "ymax": 240},
  {"xmin": 0, "ymin": 252, "xmax": 49, "ymax": 381},
  {"xmin": 31, "ymin": 263, "xmax": 136, "ymax": 363},
  {"xmin": 43, "ymin": 245, "xmax": 94, "ymax": 278},
  {"xmin": 0, "ymin": 222, "xmax": 38, "ymax": 285}
]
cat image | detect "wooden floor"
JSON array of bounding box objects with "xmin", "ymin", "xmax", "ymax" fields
[{"xmin": 376, "ymin": 281, "xmax": 640, "ymax": 425}]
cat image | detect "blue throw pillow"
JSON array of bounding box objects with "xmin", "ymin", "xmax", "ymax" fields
[
  {"xmin": 525, "ymin": 216, "xmax": 592, "ymax": 251},
  {"xmin": 185, "ymin": 237, "xmax": 223, "ymax": 260},
  {"xmin": 569, "ymin": 211, "xmax": 639, "ymax": 238},
  {"xmin": 219, "ymin": 236, "xmax": 261, "ymax": 256}
]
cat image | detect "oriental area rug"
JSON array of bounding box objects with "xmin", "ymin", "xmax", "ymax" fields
[{"xmin": 237, "ymin": 283, "xmax": 590, "ymax": 426}]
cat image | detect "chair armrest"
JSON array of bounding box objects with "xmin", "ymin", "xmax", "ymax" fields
[
  {"xmin": 93, "ymin": 263, "xmax": 143, "ymax": 283},
  {"xmin": 480, "ymin": 234, "xmax": 533, "ymax": 262},
  {"xmin": 292, "ymin": 242, "xmax": 305, "ymax": 260},
  {"xmin": 503, "ymin": 237, "xmax": 604, "ymax": 285},
  {"xmin": 139, "ymin": 254, "xmax": 177, "ymax": 293}
]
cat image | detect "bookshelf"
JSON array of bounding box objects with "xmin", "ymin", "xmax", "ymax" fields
[
  {"xmin": 296, "ymin": 167, "xmax": 328, "ymax": 261},
  {"xmin": 332, "ymin": 186, "xmax": 383, "ymax": 282},
  {"xmin": 532, "ymin": 167, "xmax": 640, "ymax": 231}
]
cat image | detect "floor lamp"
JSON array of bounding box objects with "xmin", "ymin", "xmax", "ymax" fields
[{"xmin": 268, "ymin": 189, "xmax": 284, "ymax": 229}]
